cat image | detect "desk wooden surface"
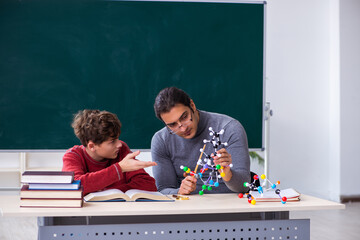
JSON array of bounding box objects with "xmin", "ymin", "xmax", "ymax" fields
[{"xmin": 0, "ymin": 193, "xmax": 344, "ymax": 217}]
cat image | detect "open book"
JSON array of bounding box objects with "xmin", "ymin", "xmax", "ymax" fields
[
  {"xmin": 250, "ymin": 188, "xmax": 300, "ymax": 202},
  {"xmin": 83, "ymin": 189, "xmax": 174, "ymax": 202}
]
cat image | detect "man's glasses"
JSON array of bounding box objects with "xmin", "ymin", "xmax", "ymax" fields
[{"xmin": 166, "ymin": 110, "xmax": 193, "ymax": 134}]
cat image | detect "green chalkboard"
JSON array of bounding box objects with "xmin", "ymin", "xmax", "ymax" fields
[{"xmin": 0, "ymin": 0, "xmax": 265, "ymax": 150}]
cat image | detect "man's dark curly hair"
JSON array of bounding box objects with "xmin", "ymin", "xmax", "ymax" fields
[{"xmin": 154, "ymin": 87, "xmax": 192, "ymax": 120}]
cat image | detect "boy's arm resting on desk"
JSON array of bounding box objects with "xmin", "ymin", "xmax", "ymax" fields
[
  {"xmin": 63, "ymin": 152, "xmax": 123, "ymax": 195},
  {"xmin": 123, "ymin": 169, "xmax": 157, "ymax": 192},
  {"xmin": 151, "ymin": 135, "xmax": 180, "ymax": 195},
  {"xmin": 221, "ymin": 120, "xmax": 251, "ymax": 193}
]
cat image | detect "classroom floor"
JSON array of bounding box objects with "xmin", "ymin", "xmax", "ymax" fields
[
  {"xmin": 0, "ymin": 202, "xmax": 359, "ymax": 240},
  {"xmin": 290, "ymin": 201, "xmax": 360, "ymax": 240}
]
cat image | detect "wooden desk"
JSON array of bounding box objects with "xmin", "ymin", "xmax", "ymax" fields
[{"xmin": 0, "ymin": 193, "xmax": 344, "ymax": 240}]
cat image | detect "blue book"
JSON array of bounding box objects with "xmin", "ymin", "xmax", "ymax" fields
[{"xmin": 28, "ymin": 180, "xmax": 81, "ymax": 190}]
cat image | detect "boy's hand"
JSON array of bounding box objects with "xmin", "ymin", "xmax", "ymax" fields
[
  {"xmin": 119, "ymin": 150, "xmax": 157, "ymax": 172},
  {"xmin": 178, "ymin": 176, "xmax": 197, "ymax": 195}
]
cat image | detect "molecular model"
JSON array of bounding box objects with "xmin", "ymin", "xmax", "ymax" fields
[
  {"xmin": 238, "ymin": 174, "xmax": 287, "ymax": 205},
  {"xmin": 180, "ymin": 127, "xmax": 233, "ymax": 195}
]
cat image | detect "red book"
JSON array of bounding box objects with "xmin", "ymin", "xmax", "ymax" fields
[{"xmin": 21, "ymin": 171, "xmax": 74, "ymax": 184}]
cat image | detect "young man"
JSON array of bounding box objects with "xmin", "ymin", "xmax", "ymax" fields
[
  {"xmin": 63, "ymin": 109, "xmax": 157, "ymax": 195},
  {"xmin": 151, "ymin": 87, "xmax": 250, "ymax": 195}
]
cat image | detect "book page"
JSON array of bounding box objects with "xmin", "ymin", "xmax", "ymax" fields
[
  {"xmin": 125, "ymin": 189, "xmax": 168, "ymax": 201},
  {"xmin": 84, "ymin": 189, "xmax": 129, "ymax": 202}
]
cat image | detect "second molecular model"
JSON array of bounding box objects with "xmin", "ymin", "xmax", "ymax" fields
[
  {"xmin": 238, "ymin": 174, "xmax": 288, "ymax": 205},
  {"xmin": 180, "ymin": 127, "xmax": 233, "ymax": 195}
]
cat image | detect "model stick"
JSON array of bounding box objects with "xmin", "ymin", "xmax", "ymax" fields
[{"xmin": 194, "ymin": 144, "xmax": 206, "ymax": 173}]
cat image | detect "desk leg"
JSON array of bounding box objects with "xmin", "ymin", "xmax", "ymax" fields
[
  {"xmin": 38, "ymin": 217, "xmax": 53, "ymax": 240},
  {"xmin": 38, "ymin": 217, "xmax": 53, "ymax": 226}
]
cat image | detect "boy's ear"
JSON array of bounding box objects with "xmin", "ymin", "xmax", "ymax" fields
[{"xmin": 87, "ymin": 141, "xmax": 96, "ymax": 151}]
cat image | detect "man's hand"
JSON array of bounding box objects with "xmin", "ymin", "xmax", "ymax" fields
[
  {"xmin": 212, "ymin": 148, "xmax": 233, "ymax": 181},
  {"xmin": 119, "ymin": 150, "xmax": 157, "ymax": 172},
  {"xmin": 178, "ymin": 176, "xmax": 197, "ymax": 195}
]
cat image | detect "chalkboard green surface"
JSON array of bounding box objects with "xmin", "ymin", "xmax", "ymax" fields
[{"xmin": 0, "ymin": 0, "xmax": 265, "ymax": 150}]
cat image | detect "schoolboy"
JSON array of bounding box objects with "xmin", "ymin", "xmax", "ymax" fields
[{"xmin": 63, "ymin": 109, "xmax": 157, "ymax": 195}]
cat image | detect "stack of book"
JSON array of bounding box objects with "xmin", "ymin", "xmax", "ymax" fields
[{"xmin": 20, "ymin": 171, "xmax": 83, "ymax": 208}]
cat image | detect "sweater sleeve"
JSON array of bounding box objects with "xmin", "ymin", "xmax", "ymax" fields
[
  {"xmin": 62, "ymin": 150, "xmax": 123, "ymax": 195},
  {"xmin": 151, "ymin": 132, "xmax": 180, "ymax": 195},
  {"xmin": 222, "ymin": 120, "xmax": 251, "ymax": 193},
  {"xmin": 123, "ymin": 169, "xmax": 157, "ymax": 192}
]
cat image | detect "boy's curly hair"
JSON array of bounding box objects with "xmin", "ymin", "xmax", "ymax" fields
[{"xmin": 71, "ymin": 110, "xmax": 121, "ymax": 146}]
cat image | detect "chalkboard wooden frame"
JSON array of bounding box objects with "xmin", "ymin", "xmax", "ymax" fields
[{"xmin": 0, "ymin": 0, "xmax": 266, "ymax": 150}]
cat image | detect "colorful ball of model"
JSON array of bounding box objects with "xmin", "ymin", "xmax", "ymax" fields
[{"xmin": 180, "ymin": 127, "xmax": 232, "ymax": 195}]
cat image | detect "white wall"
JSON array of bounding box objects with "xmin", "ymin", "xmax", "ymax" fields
[
  {"xmin": 339, "ymin": 0, "xmax": 360, "ymax": 197},
  {"xmin": 266, "ymin": 0, "xmax": 333, "ymax": 199},
  {"xmin": 266, "ymin": 0, "xmax": 360, "ymax": 201}
]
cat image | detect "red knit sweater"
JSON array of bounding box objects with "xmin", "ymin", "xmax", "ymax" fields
[{"xmin": 62, "ymin": 141, "xmax": 157, "ymax": 195}]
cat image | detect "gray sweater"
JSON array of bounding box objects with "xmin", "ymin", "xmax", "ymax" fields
[{"xmin": 151, "ymin": 110, "xmax": 250, "ymax": 195}]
